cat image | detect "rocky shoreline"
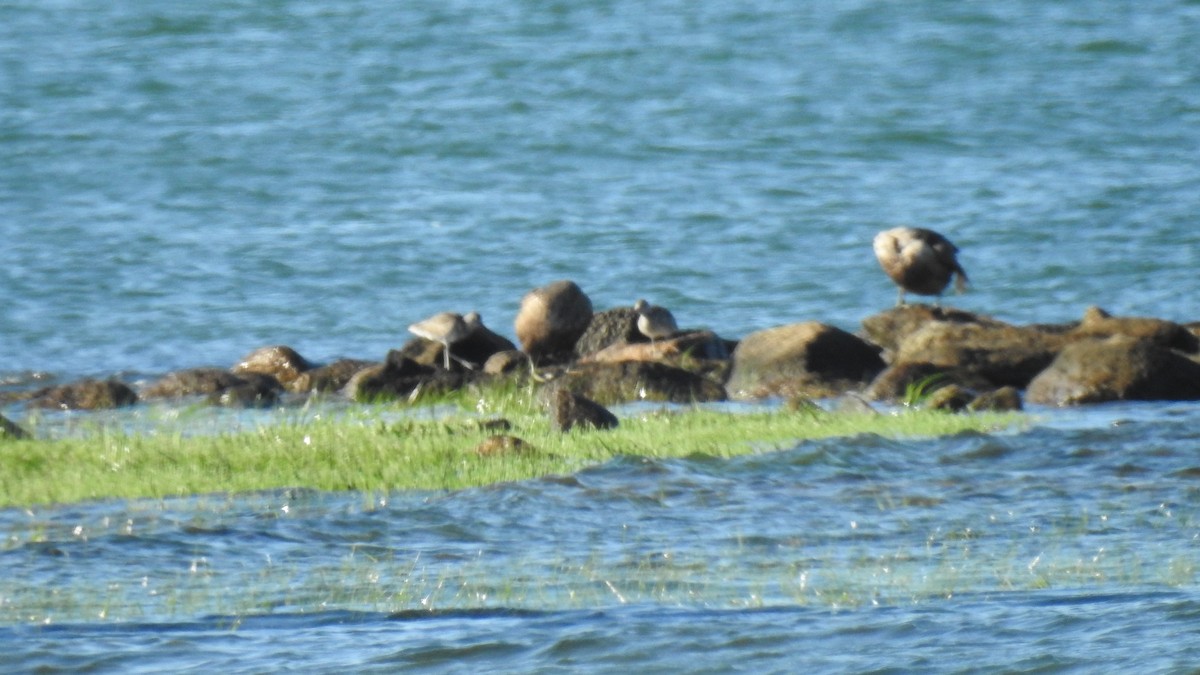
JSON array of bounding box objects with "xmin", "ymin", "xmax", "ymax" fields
[{"xmin": 5, "ymin": 279, "xmax": 1200, "ymax": 438}]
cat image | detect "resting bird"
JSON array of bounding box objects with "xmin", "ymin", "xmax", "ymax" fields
[
  {"xmin": 407, "ymin": 311, "xmax": 482, "ymax": 369},
  {"xmin": 633, "ymin": 299, "xmax": 678, "ymax": 343},
  {"xmin": 873, "ymin": 227, "xmax": 968, "ymax": 306}
]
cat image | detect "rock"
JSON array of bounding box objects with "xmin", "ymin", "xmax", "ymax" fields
[
  {"xmin": 483, "ymin": 350, "xmax": 531, "ymax": 376},
  {"xmin": 28, "ymin": 379, "xmax": 139, "ymax": 411},
  {"xmin": 574, "ymin": 307, "xmax": 641, "ymax": 357},
  {"xmin": 142, "ymin": 367, "xmax": 251, "ymax": 399},
  {"xmin": 1069, "ymin": 306, "xmax": 1199, "ymax": 353},
  {"xmin": 865, "ymin": 362, "xmax": 993, "ymax": 402},
  {"xmin": 582, "ymin": 330, "xmax": 731, "ymax": 365},
  {"xmin": 514, "ymin": 280, "xmax": 594, "ymax": 364},
  {"xmin": 923, "ymin": 384, "xmax": 974, "ymax": 412},
  {"xmin": 552, "ymin": 360, "xmax": 727, "ymax": 405},
  {"xmin": 291, "ymin": 359, "xmax": 376, "ymax": 393},
  {"xmin": 861, "ymin": 305, "xmax": 998, "ymax": 356},
  {"xmin": 726, "ymin": 322, "xmax": 885, "ymax": 400},
  {"xmin": 967, "ymin": 386, "xmax": 1023, "ymax": 412},
  {"xmin": 232, "ymin": 345, "xmax": 313, "ymax": 386},
  {"xmin": 342, "ymin": 352, "xmax": 484, "ymax": 402},
  {"xmin": 1027, "ymin": 335, "xmax": 1200, "ymax": 406},
  {"xmin": 205, "ymin": 373, "xmax": 284, "ymax": 408},
  {"xmin": 1, "ymin": 414, "xmax": 30, "ymax": 439},
  {"xmin": 550, "ymin": 388, "xmax": 619, "ymax": 432},
  {"xmin": 141, "ymin": 368, "xmax": 284, "ymax": 406},
  {"xmin": 892, "ymin": 320, "xmax": 1064, "ymax": 389},
  {"xmin": 473, "ymin": 434, "xmax": 535, "ymax": 456}
]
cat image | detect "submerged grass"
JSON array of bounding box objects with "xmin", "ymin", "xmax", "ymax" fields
[{"xmin": 0, "ymin": 385, "xmax": 1020, "ymax": 508}]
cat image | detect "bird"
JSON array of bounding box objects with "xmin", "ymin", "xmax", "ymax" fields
[
  {"xmin": 633, "ymin": 299, "xmax": 678, "ymax": 343},
  {"xmin": 873, "ymin": 227, "xmax": 968, "ymax": 306},
  {"xmin": 407, "ymin": 311, "xmax": 482, "ymax": 369}
]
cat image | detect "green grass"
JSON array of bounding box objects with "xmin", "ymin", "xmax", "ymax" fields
[{"xmin": 0, "ymin": 386, "xmax": 1021, "ymax": 508}]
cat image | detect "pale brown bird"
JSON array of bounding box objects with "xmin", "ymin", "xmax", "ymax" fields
[
  {"xmin": 407, "ymin": 311, "xmax": 482, "ymax": 369},
  {"xmin": 873, "ymin": 227, "xmax": 968, "ymax": 306},
  {"xmin": 633, "ymin": 299, "xmax": 678, "ymax": 343}
]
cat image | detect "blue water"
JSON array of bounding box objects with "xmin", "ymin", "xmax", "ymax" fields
[{"xmin": 4, "ymin": 0, "xmax": 1200, "ymax": 671}]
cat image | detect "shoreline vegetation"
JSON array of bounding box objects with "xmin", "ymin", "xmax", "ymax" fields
[{"xmin": 0, "ymin": 382, "xmax": 1020, "ymax": 508}]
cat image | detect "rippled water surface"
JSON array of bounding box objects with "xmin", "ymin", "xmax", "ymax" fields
[{"xmin": 4, "ymin": 0, "xmax": 1200, "ymax": 671}]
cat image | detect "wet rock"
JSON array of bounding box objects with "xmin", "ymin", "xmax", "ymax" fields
[
  {"xmin": 28, "ymin": 379, "xmax": 139, "ymax": 411},
  {"xmin": 232, "ymin": 345, "xmax": 313, "ymax": 387},
  {"xmin": 514, "ymin": 280, "xmax": 594, "ymax": 364},
  {"xmin": 1027, "ymin": 335, "xmax": 1200, "ymax": 406},
  {"xmin": 473, "ymin": 434, "xmax": 536, "ymax": 456},
  {"xmin": 1068, "ymin": 306, "xmax": 1199, "ymax": 353},
  {"xmin": 1, "ymin": 414, "xmax": 30, "ymax": 440},
  {"xmin": 574, "ymin": 307, "xmax": 641, "ymax": 357},
  {"xmin": 342, "ymin": 352, "xmax": 484, "ymax": 402},
  {"xmin": 550, "ymin": 388, "xmax": 619, "ymax": 432},
  {"xmin": 552, "ymin": 360, "xmax": 727, "ymax": 406},
  {"xmin": 967, "ymin": 386, "xmax": 1023, "ymax": 412},
  {"xmin": 291, "ymin": 359, "xmax": 376, "ymax": 394},
  {"xmin": 142, "ymin": 368, "xmax": 250, "ymax": 399},
  {"xmin": 726, "ymin": 322, "xmax": 885, "ymax": 400}
]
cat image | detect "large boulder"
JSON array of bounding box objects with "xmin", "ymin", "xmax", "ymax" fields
[
  {"xmin": 726, "ymin": 323, "xmax": 884, "ymax": 399},
  {"xmin": 514, "ymin": 280, "xmax": 593, "ymax": 364},
  {"xmin": 1027, "ymin": 335, "xmax": 1200, "ymax": 405},
  {"xmin": 232, "ymin": 345, "xmax": 313, "ymax": 387},
  {"xmin": 28, "ymin": 379, "xmax": 139, "ymax": 410}
]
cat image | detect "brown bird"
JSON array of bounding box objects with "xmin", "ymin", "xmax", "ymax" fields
[
  {"xmin": 407, "ymin": 311, "xmax": 482, "ymax": 369},
  {"xmin": 873, "ymin": 227, "xmax": 968, "ymax": 306},
  {"xmin": 633, "ymin": 299, "xmax": 678, "ymax": 343}
]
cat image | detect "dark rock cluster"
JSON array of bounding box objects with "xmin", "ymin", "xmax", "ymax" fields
[{"xmin": 5, "ymin": 276, "xmax": 1200, "ymax": 441}]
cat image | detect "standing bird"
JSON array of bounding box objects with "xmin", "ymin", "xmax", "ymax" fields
[
  {"xmin": 633, "ymin": 299, "xmax": 678, "ymax": 343},
  {"xmin": 407, "ymin": 311, "xmax": 482, "ymax": 369},
  {"xmin": 873, "ymin": 227, "xmax": 968, "ymax": 306}
]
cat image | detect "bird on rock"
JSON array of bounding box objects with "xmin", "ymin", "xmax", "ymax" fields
[
  {"xmin": 633, "ymin": 299, "xmax": 678, "ymax": 344},
  {"xmin": 872, "ymin": 227, "xmax": 968, "ymax": 306},
  {"xmin": 407, "ymin": 311, "xmax": 482, "ymax": 369}
]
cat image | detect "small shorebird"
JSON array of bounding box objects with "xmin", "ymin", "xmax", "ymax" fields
[
  {"xmin": 633, "ymin": 299, "xmax": 678, "ymax": 343},
  {"xmin": 873, "ymin": 227, "xmax": 968, "ymax": 306},
  {"xmin": 407, "ymin": 311, "xmax": 482, "ymax": 369}
]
